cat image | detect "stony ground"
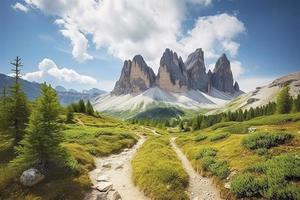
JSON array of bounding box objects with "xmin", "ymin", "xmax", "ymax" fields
[{"xmin": 85, "ymin": 136, "xmax": 149, "ymax": 200}]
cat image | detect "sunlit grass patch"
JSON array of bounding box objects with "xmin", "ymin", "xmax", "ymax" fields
[{"xmin": 132, "ymin": 136, "xmax": 189, "ymax": 200}]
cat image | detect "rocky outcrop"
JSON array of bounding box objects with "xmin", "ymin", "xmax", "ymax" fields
[
  {"xmin": 156, "ymin": 49, "xmax": 189, "ymax": 93},
  {"xmin": 211, "ymin": 54, "xmax": 235, "ymax": 93},
  {"xmin": 112, "ymin": 55, "xmax": 156, "ymax": 95},
  {"xmin": 20, "ymin": 168, "xmax": 44, "ymax": 187},
  {"xmin": 185, "ymin": 48, "xmax": 209, "ymax": 92},
  {"xmin": 111, "ymin": 49, "xmax": 241, "ymax": 95},
  {"xmin": 233, "ymin": 81, "xmax": 240, "ymax": 92}
]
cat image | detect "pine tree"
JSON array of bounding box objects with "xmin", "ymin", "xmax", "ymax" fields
[
  {"xmin": 66, "ymin": 106, "xmax": 74, "ymax": 123},
  {"xmin": 78, "ymin": 99, "xmax": 86, "ymax": 113},
  {"xmin": 276, "ymin": 86, "xmax": 292, "ymax": 114},
  {"xmin": 86, "ymin": 100, "xmax": 94, "ymax": 115},
  {"xmin": 292, "ymin": 94, "xmax": 300, "ymax": 113},
  {"xmin": 192, "ymin": 116, "xmax": 200, "ymax": 131},
  {"xmin": 0, "ymin": 87, "xmax": 10, "ymax": 130},
  {"xmin": 12, "ymin": 83, "xmax": 76, "ymax": 170},
  {"xmin": 8, "ymin": 57, "xmax": 30, "ymax": 143}
]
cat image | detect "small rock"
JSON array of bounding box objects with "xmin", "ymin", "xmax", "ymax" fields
[
  {"xmin": 102, "ymin": 162, "xmax": 112, "ymax": 168},
  {"xmin": 224, "ymin": 182, "xmax": 231, "ymax": 189},
  {"xmin": 96, "ymin": 182, "xmax": 113, "ymax": 192},
  {"xmin": 226, "ymin": 171, "xmax": 237, "ymax": 180},
  {"xmin": 20, "ymin": 168, "xmax": 44, "ymax": 187},
  {"xmin": 115, "ymin": 162, "xmax": 123, "ymax": 170},
  {"xmin": 107, "ymin": 190, "xmax": 122, "ymax": 200},
  {"xmin": 123, "ymin": 148, "xmax": 129, "ymax": 152},
  {"xmin": 248, "ymin": 127, "xmax": 257, "ymax": 133},
  {"xmin": 97, "ymin": 175, "xmax": 110, "ymax": 182}
]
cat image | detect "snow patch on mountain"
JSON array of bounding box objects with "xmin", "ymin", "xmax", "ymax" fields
[{"xmin": 93, "ymin": 87, "xmax": 238, "ymax": 113}]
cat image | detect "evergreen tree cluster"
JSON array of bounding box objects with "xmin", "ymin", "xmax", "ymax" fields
[
  {"xmin": 12, "ymin": 83, "xmax": 76, "ymax": 170},
  {"xmin": 179, "ymin": 86, "xmax": 299, "ymax": 131},
  {"xmin": 0, "ymin": 57, "xmax": 75, "ymax": 173},
  {"xmin": 69, "ymin": 99, "xmax": 94, "ymax": 116}
]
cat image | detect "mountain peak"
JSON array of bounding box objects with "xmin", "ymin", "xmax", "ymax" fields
[
  {"xmin": 156, "ymin": 49, "xmax": 189, "ymax": 92},
  {"xmin": 211, "ymin": 53, "xmax": 235, "ymax": 93},
  {"xmin": 112, "ymin": 55, "xmax": 156, "ymax": 95},
  {"xmin": 185, "ymin": 48, "xmax": 208, "ymax": 92}
]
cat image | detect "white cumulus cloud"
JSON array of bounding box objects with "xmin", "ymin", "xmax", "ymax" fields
[
  {"xmin": 12, "ymin": 2, "xmax": 29, "ymax": 12},
  {"xmin": 237, "ymin": 77, "xmax": 275, "ymax": 92},
  {"xmin": 21, "ymin": 0, "xmax": 245, "ymax": 70},
  {"xmin": 23, "ymin": 58, "xmax": 97, "ymax": 85}
]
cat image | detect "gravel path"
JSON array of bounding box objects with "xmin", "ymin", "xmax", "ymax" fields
[
  {"xmin": 85, "ymin": 136, "xmax": 149, "ymax": 200},
  {"xmin": 170, "ymin": 137, "xmax": 222, "ymax": 200}
]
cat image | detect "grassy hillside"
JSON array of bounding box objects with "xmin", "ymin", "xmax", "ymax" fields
[
  {"xmin": 176, "ymin": 113, "xmax": 300, "ymax": 199},
  {"xmin": 0, "ymin": 113, "xmax": 141, "ymax": 200}
]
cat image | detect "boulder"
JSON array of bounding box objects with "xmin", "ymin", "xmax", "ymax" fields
[
  {"xmin": 102, "ymin": 162, "xmax": 112, "ymax": 168},
  {"xmin": 20, "ymin": 168, "xmax": 44, "ymax": 187},
  {"xmin": 97, "ymin": 175, "xmax": 110, "ymax": 182},
  {"xmin": 107, "ymin": 190, "xmax": 122, "ymax": 200},
  {"xmin": 96, "ymin": 182, "xmax": 113, "ymax": 192}
]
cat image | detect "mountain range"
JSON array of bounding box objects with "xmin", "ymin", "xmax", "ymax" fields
[
  {"xmin": 93, "ymin": 48, "xmax": 300, "ymax": 119},
  {"xmin": 0, "ymin": 73, "xmax": 106, "ymax": 105},
  {"xmin": 93, "ymin": 48, "xmax": 243, "ymax": 118}
]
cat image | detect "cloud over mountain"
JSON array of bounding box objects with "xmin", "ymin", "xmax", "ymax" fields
[{"xmin": 20, "ymin": 0, "xmax": 245, "ymax": 71}]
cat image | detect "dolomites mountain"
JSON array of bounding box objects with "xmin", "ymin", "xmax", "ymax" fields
[
  {"xmin": 211, "ymin": 54, "xmax": 236, "ymax": 93},
  {"xmin": 156, "ymin": 48, "xmax": 189, "ymax": 92},
  {"xmin": 112, "ymin": 55, "xmax": 156, "ymax": 95},
  {"xmin": 185, "ymin": 48, "xmax": 209, "ymax": 92},
  {"xmin": 95, "ymin": 48, "xmax": 243, "ymax": 118},
  {"xmin": 111, "ymin": 48, "xmax": 241, "ymax": 95}
]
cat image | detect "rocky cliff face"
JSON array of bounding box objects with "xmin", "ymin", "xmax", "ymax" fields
[
  {"xmin": 211, "ymin": 54, "xmax": 235, "ymax": 93},
  {"xmin": 111, "ymin": 49, "xmax": 241, "ymax": 95},
  {"xmin": 112, "ymin": 55, "xmax": 156, "ymax": 95},
  {"xmin": 185, "ymin": 48, "xmax": 209, "ymax": 92},
  {"xmin": 156, "ymin": 49, "xmax": 189, "ymax": 92}
]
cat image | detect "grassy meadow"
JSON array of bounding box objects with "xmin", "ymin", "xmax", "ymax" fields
[{"xmin": 175, "ymin": 113, "xmax": 300, "ymax": 199}]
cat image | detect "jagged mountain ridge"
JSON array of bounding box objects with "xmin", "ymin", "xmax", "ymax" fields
[
  {"xmin": 93, "ymin": 48, "xmax": 243, "ymax": 118},
  {"xmin": 111, "ymin": 48, "xmax": 241, "ymax": 95}
]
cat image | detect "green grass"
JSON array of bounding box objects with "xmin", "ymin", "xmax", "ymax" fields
[
  {"xmin": 0, "ymin": 113, "xmax": 140, "ymax": 200},
  {"xmin": 175, "ymin": 113, "xmax": 300, "ymax": 198},
  {"xmin": 132, "ymin": 136, "xmax": 189, "ymax": 200},
  {"xmin": 209, "ymin": 132, "xmax": 230, "ymax": 141}
]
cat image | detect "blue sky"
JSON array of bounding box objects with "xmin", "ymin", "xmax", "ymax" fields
[{"xmin": 0, "ymin": 0, "xmax": 299, "ymax": 92}]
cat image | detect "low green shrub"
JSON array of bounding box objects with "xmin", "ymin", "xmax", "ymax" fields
[
  {"xmin": 193, "ymin": 134, "xmax": 207, "ymax": 142},
  {"xmin": 209, "ymin": 160, "xmax": 230, "ymax": 179},
  {"xmin": 242, "ymin": 132, "xmax": 293, "ymax": 150},
  {"xmin": 231, "ymin": 154, "xmax": 300, "ymax": 199},
  {"xmin": 255, "ymin": 148, "xmax": 268, "ymax": 156},
  {"xmin": 231, "ymin": 173, "xmax": 266, "ymax": 197},
  {"xmin": 200, "ymin": 156, "xmax": 216, "ymax": 171},
  {"xmin": 209, "ymin": 132, "xmax": 230, "ymax": 141},
  {"xmin": 195, "ymin": 147, "xmax": 217, "ymax": 159}
]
